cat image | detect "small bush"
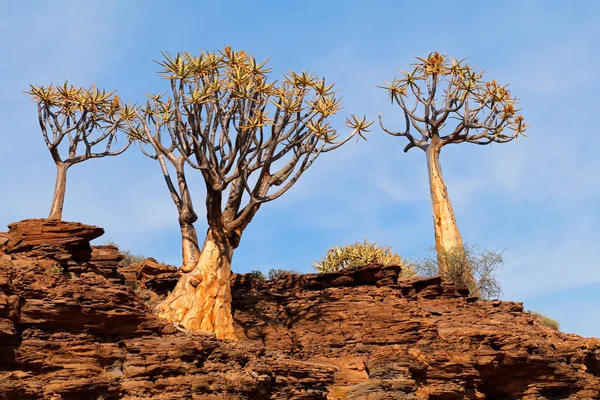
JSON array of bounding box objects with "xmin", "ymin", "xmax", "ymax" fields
[
  {"xmin": 313, "ymin": 239, "xmax": 415, "ymax": 277},
  {"xmin": 250, "ymin": 270, "xmax": 266, "ymax": 281},
  {"xmin": 105, "ymin": 240, "xmax": 146, "ymax": 267},
  {"xmin": 413, "ymin": 244, "xmax": 504, "ymax": 299},
  {"xmin": 267, "ymin": 268, "xmax": 299, "ymax": 280},
  {"xmin": 45, "ymin": 263, "xmax": 62, "ymax": 275},
  {"xmin": 531, "ymin": 311, "xmax": 560, "ymax": 331},
  {"xmin": 121, "ymin": 252, "xmax": 145, "ymax": 267}
]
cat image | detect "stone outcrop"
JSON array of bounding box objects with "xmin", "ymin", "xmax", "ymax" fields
[
  {"xmin": 0, "ymin": 220, "xmax": 336, "ymax": 399},
  {"xmin": 0, "ymin": 219, "xmax": 599, "ymax": 399},
  {"xmin": 119, "ymin": 257, "xmax": 180, "ymax": 294},
  {"xmin": 231, "ymin": 269, "xmax": 600, "ymax": 399}
]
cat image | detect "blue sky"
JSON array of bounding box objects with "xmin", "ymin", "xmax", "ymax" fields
[{"xmin": 1, "ymin": 1, "xmax": 598, "ymax": 337}]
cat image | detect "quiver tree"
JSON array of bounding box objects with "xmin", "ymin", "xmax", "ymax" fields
[
  {"xmin": 378, "ymin": 52, "xmax": 528, "ymax": 292},
  {"xmin": 26, "ymin": 83, "xmax": 135, "ymax": 220},
  {"xmin": 132, "ymin": 47, "xmax": 373, "ymax": 339}
]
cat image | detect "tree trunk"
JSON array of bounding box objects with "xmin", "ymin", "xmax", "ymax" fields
[
  {"xmin": 48, "ymin": 163, "xmax": 69, "ymax": 220},
  {"xmin": 157, "ymin": 226, "xmax": 236, "ymax": 340},
  {"xmin": 175, "ymin": 162, "xmax": 201, "ymax": 271},
  {"xmin": 426, "ymin": 138, "xmax": 477, "ymax": 295},
  {"xmin": 177, "ymin": 195, "xmax": 200, "ymax": 272},
  {"xmin": 179, "ymin": 219, "xmax": 200, "ymax": 271}
]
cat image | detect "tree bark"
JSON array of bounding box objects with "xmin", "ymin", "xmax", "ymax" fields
[
  {"xmin": 179, "ymin": 218, "xmax": 200, "ymax": 271},
  {"xmin": 177, "ymin": 191, "xmax": 200, "ymax": 272},
  {"xmin": 427, "ymin": 140, "xmax": 481, "ymax": 296},
  {"xmin": 48, "ymin": 163, "xmax": 69, "ymax": 220},
  {"xmin": 175, "ymin": 162, "xmax": 201, "ymax": 270},
  {"xmin": 426, "ymin": 138, "xmax": 463, "ymax": 265},
  {"xmin": 426, "ymin": 138, "xmax": 479, "ymax": 296},
  {"xmin": 157, "ymin": 226, "xmax": 236, "ymax": 340}
]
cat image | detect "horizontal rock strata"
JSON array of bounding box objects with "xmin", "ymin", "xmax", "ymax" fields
[{"xmin": 1, "ymin": 219, "xmax": 599, "ymax": 399}]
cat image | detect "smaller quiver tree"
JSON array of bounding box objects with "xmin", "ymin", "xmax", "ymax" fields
[
  {"xmin": 378, "ymin": 52, "xmax": 528, "ymax": 293},
  {"xmin": 132, "ymin": 47, "xmax": 373, "ymax": 339},
  {"xmin": 26, "ymin": 83, "xmax": 136, "ymax": 220}
]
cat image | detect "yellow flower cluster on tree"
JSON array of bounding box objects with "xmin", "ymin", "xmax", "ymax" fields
[
  {"xmin": 138, "ymin": 47, "xmax": 372, "ymax": 149},
  {"xmin": 26, "ymin": 82, "xmax": 137, "ymax": 134},
  {"xmin": 378, "ymin": 51, "xmax": 528, "ymax": 150},
  {"xmin": 313, "ymin": 240, "xmax": 415, "ymax": 277}
]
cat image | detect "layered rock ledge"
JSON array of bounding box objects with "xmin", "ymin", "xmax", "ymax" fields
[{"xmin": 0, "ymin": 219, "xmax": 599, "ymax": 399}]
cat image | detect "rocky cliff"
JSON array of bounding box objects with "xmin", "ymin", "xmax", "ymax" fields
[{"xmin": 0, "ymin": 219, "xmax": 599, "ymax": 399}]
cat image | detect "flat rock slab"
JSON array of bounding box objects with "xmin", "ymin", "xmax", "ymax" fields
[{"xmin": 2, "ymin": 219, "xmax": 104, "ymax": 254}]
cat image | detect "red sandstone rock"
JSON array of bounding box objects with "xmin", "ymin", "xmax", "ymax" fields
[
  {"xmin": 0, "ymin": 220, "xmax": 341, "ymax": 399},
  {"xmin": 132, "ymin": 258, "xmax": 180, "ymax": 294},
  {"xmin": 231, "ymin": 269, "xmax": 600, "ymax": 399},
  {"xmin": 0, "ymin": 219, "xmax": 598, "ymax": 399},
  {"xmin": 87, "ymin": 244, "xmax": 125, "ymax": 284},
  {"xmin": 2, "ymin": 219, "xmax": 104, "ymax": 254}
]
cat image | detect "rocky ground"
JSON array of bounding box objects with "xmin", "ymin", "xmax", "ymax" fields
[{"xmin": 0, "ymin": 219, "xmax": 599, "ymax": 399}]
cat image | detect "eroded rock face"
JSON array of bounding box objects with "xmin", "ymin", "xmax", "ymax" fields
[
  {"xmin": 0, "ymin": 220, "xmax": 341, "ymax": 399},
  {"xmin": 231, "ymin": 270, "xmax": 600, "ymax": 399},
  {"xmin": 0, "ymin": 219, "xmax": 599, "ymax": 399},
  {"xmin": 119, "ymin": 257, "xmax": 180, "ymax": 295}
]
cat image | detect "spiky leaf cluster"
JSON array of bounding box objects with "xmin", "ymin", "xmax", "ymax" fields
[
  {"xmin": 26, "ymin": 82, "xmax": 135, "ymax": 163},
  {"xmin": 137, "ymin": 46, "xmax": 373, "ymax": 232},
  {"xmin": 313, "ymin": 240, "xmax": 415, "ymax": 276},
  {"xmin": 378, "ymin": 52, "xmax": 528, "ymax": 152}
]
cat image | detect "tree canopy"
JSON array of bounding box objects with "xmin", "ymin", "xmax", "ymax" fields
[
  {"xmin": 133, "ymin": 47, "xmax": 372, "ymax": 235},
  {"xmin": 26, "ymin": 82, "xmax": 136, "ymax": 164},
  {"xmin": 378, "ymin": 52, "xmax": 528, "ymax": 153}
]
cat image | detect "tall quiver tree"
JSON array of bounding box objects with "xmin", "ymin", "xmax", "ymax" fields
[
  {"xmin": 378, "ymin": 52, "xmax": 528, "ymax": 292},
  {"xmin": 26, "ymin": 83, "xmax": 135, "ymax": 220},
  {"xmin": 132, "ymin": 47, "xmax": 372, "ymax": 339}
]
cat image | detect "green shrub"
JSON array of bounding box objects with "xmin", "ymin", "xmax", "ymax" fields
[
  {"xmin": 413, "ymin": 244, "xmax": 504, "ymax": 299},
  {"xmin": 250, "ymin": 270, "xmax": 266, "ymax": 281},
  {"xmin": 531, "ymin": 311, "xmax": 560, "ymax": 331},
  {"xmin": 45, "ymin": 263, "xmax": 62, "ymax": 275},
  {"xmin": 313, "ymin": 239, "xmax": 415, "ymax": 277},
  {"xmin": 267, "ymin": 268, "xmax": 299, "ymax": 280},
  {"xmin": 105, "ymin": 240, "xmax": 146, "ymax": 266}
]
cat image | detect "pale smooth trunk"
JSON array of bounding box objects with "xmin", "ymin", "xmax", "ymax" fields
[
  {"xmin": 426, "ymin": 141, "xmax": 479, "ymax": 295},
  {"xmin": 426, "ymin": 141, "xmax": 465, "ymax": 263},
  {"xmin": 48, "ymin": 163, "xmax": 69, "ymax": 220},
  {"xmin": 157, "ymin": 227, "xmax": 236, "ymax": 340}
]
